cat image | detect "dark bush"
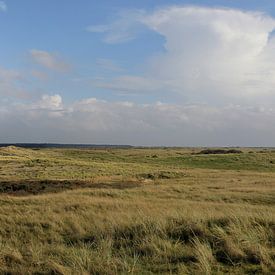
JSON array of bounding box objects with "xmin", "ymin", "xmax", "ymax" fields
[{"xmin": 198, "ymin": 149, "xmax": 243, "ymax": 155}]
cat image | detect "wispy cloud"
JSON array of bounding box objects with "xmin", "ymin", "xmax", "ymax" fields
[
  {"xmin": 0, "ymin": 1, "xmax": 7, "ymax": 12},
  {"xmin": 94, "ymin": 75, "xmax": 163, "ymax": 94},
  {"xmin": 87, "ymin": 9, "xmax": 146, "ymax": 43},
  {"xmin": 0, "ymin": 67, "xmax": 29, "ymax": 98},
  {"xmin": 30, "ymin": 49, "xmax": 71, "ymax": 72},
  {"xmin": 31, "ymin": 70, "xmax": 48, "ymax": 80},
  {"xmin": 96, "ymin": 58, "xmax": 123, "ymax": 72}
]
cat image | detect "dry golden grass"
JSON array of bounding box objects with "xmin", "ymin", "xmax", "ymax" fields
[{"xmin": 0, "ymin": 146, "xmax": 274, "ymax": 274}]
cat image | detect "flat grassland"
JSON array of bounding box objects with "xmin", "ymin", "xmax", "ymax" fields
[{"xmin": 0, "ymin": 146, "xmax": 274, "ymax": 274}]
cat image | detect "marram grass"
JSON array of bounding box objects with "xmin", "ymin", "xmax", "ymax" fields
[{"xmin": 0, "ymin": 146, "xmax": 274, "ymax": 274}]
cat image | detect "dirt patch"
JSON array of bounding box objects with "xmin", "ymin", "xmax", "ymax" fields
[{"xmin": 0, "ymin": 179, "xmax": 141, "ymax": 196}]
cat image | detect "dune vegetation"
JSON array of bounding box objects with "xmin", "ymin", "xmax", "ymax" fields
[{"xmin": 0, "ymin": 146, "xmax": 274, "ymax": 274}]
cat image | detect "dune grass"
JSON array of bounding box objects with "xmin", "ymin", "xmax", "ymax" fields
[{"xmin": 0, "ymin": 146, "xmax": 274, "ymax": 274}]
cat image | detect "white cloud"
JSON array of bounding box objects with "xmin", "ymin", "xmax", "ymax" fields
[
  {"xmin": 142, "ymin": 6, "xmax": 275, "ymax": 98},
  {"xmin": 0, "ymin": 1, "xmax": 7, "ymax": 12},
  {"xmin": 30, "ymin": 49, "xmax": 71, "ymax": 72},
  {"xmin": 15, "ymin": 95, "xmax": 64, "ymax": 120},
  {"xmin": 93, "ymin": 7, "xmax": 275, "ymax": 101},
  {"xmin": 36, "ymin": 94, "xmax": 63, "ymax": 110}
]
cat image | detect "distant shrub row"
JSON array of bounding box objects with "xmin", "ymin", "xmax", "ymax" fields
[{"xmin": 198, "ymin": 149, "xmax": 243, "ymax": 155}]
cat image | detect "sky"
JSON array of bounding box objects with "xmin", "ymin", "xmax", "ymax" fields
[{"xmin": 1, "ymin": 0, "xmax": 275, "ymax": 146}]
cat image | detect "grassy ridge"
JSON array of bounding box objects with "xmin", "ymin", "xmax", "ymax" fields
[
  {"xmin": 1, "ymin": 147, "xmax": 275, "ymax": 181},
  {"xmin": 0, "ymin": 146, "xmax": 274, "ymax": 274}
]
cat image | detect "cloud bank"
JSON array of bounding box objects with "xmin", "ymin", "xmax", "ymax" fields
[{"xmin": 1, "ymin": 94, "xmax": 275, "ymax": 146}]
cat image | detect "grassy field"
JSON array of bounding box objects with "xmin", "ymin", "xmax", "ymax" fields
[{"xmin": 0, "ymin": 146, "xmax": 274, "ymax": 274}]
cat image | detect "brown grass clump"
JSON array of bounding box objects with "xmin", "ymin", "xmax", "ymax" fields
[{"xmin": 193, "ymin": 238, "xmax": 215, "ymax": 274}]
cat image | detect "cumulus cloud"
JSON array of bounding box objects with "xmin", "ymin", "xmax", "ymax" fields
[
  {"xmin": 0, "ymin": 1, "xmax": 7, "ymax": 12},
  {"xmin": 93, "ymin": 6, "xmax": 275, "ymax": 102},
  {"xmin": 143, "ymin": 6, "xmax": 275, "ymax": 98},
  {"xmin": 1, "ymin": 95, "xmax": 275, "ymax": 146},
  {"xmin": 22, "ymin": 94, "xmax": 64, "ymax": 119},
  {"xmin": 35, "ymin": 94, "xmax": 63, "ymax": 110},
  {"xmin": 30, "ymin": 49, "xmax": 71, "ymax": 72}
]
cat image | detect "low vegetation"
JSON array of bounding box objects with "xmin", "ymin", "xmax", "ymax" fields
[
  {"xmin": 197, "ymin": 149, "xmax": 243, "ymax": 155},
  {"xmin": 0, "ymin": 146, "xmax": 274, "ymax": 274}
]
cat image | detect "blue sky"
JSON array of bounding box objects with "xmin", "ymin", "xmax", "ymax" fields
[{"xmin": 1, "ymin": 1, "xmax": 275, "ymax": 145}]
